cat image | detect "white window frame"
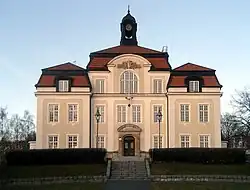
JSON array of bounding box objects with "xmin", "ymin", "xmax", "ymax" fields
[
  {"xmin": 117, "ymin": 105, "xmax": 127, "ymax": 123},
  {"xmin": 132, "ymin": 104, "xmax": 142, "ymax": 123},
  {"xmin": 67, "ymin": 103, "xmax": 79, "ymax": 123},
  {"xmin": 152, "ymin": 134, "xmax": 164, "ymax": 148},
  {"xmin": 153, "ymin": 79, "xmax": 163, "ymax": 93},
  {"xmin": 48, "ymin": 104, "xmax": 59, "ymax": 123},
  {"xmin": 198, "ymin": 104, "xmax": 209, "ymax": 123},
  {"xmin": 180, "ymin": 134, "xmax": 191, "ymax": 148},
  {"xmin": 120, "ymin": 70, "xmax": 139, "ymax": 94},
  {"xmin": 47, "ymin": 134, "xmax": 59, "ymax": 149},
  {"xmin": 95, "ymin": 79, "xmax": 105, "ymax": 93},
  {"xmin": 58, "ymin": 80, "xmax": 69, "ymax": 92},
  {"xmin": 153, "ymin": 105, "xmax": 163, "ymax": 123},
  {"xmin": 66, "ymin": 134, "xmax": 79, "ymax": 148},
  {"xmin": 199, "ymin": 134, "xmax": 210, "ymax": 148},
  {"xmin": 189, "ymin": 80, "xmax": 199, "ymax": 92},
  {"xmin": 95, "ymin": 105, "xmax": 105, "ymax": 123},
  {"xmin": 96, "ymin": 134, "xmax": 106, "ymax": 148},
  {"xmin": 180, "ymin": 104, "xmax": 190, "ymax": 122}
]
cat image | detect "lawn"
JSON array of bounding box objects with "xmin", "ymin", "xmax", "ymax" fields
[
  {"xmin": 0, "ymin": 164, "xmax": 106, "ymax": 179},
  {"xmin": 1, "ymin": 182, "xmax": 105, "ymax": 190},
  {"xmin": 151, "ymin": 162, "xmax": 250, "ymax": 175},
  {"xmin": 151, "ymin": 182, "xmax": 250, "ymax": 190}
]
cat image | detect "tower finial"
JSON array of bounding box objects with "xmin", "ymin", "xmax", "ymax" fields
[{"xmin": 128, "ymin": 5, "xmax": 130, "ymax": 14}]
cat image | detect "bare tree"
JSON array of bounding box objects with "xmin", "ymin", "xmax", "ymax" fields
[
  {"xmin": 231, "ymin": 87, "xmax": 250, "ymax": 147},
  {"xmin": 9, "ymin": 114, "xmax": 22, "ymax": 141},
  {"xmin": 21, "ymin": 110, "xmax": 35, "ymax": 141},
  {"xmin": 231, "ymin": 87, "xmax": 250, "ymax": 136},
  {"xmin": 0, "ymin": 107, "xmax": 10, "ymax": 141},
  {"xmin": 221, "ymin": 113, "xmax": 241, "ymax": 147}
]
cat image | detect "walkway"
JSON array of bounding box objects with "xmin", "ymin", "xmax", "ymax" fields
[{"xmin": 104, "ymin": 180, "xmax": 151, "ymax": 190}]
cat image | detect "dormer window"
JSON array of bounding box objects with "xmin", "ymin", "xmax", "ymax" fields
[
  {"xmin": 58, "ymin": 80, "xmax": 69, "ymax": 92},
  {"xmin": 189, "ymin": 81, "xmax": 199, "ymax": 92}
]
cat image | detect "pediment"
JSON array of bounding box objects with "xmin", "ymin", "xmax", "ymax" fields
[{"xmin": 117, "ymin": 124, "xmax": 142, "ymax": 132}]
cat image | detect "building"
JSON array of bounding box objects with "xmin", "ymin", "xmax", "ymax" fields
[{"xmin": 34, "ymin": 10, "xmax": 223, "ymax": 156}]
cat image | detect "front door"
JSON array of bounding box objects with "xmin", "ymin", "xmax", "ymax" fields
[{"xmin": 123, "ymin": 136, "xmax": 135, "ymax": 156}]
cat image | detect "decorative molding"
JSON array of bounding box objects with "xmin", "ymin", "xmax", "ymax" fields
[
  {"xmin": 117, "ymin": 124, "xmax": 142, "ymax": 132},
  {"xmin": 117, "ymin": 60, "xmax": 141, "ymax": 69}
]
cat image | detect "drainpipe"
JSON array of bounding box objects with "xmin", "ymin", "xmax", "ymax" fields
[
  {"xmin": 89, "ymin": 93, "xmax": 93, "ymax": 148},
  {"xmin": 166, "ymin": 91, "xmax": 170, "ymax": 148}
]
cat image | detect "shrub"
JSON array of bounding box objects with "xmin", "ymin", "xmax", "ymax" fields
[
  {"xmin": 6, "ymin": 148, "xmax": 107, "ymax": 166},
  {"xmin": 149, "ymin": 148, "xmax": 246, "ymax": 164}
]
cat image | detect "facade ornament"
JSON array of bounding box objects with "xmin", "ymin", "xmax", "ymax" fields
[{"xmin": 117, "ymin": 60, "xmax": 141, "ymax": 69}]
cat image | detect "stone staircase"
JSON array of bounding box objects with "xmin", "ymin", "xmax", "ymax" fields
[{"xmin": 110, "ymin": 160, "xmax": 149, "ymax": 180}]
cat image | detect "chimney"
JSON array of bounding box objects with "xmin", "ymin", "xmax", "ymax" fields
[{"xmin": 162, "ymin": 46, "xmax": 168, "ymax": 53}]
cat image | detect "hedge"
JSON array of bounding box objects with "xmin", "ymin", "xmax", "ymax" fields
[
  {"xmin": 6, "ymin": 148, "xmax": 107, "ymax": 166},
  {"xmin": 149, "ymin": 148, "xmax": 246, "ymax": 164}
]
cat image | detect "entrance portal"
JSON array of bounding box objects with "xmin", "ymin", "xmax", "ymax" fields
[{"xmin": 123, "ymin": 136, "xmax": 135, "ymax": 156}]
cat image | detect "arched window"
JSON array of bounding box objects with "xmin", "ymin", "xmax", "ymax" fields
[{"xmin": 120, "ymin": 71, "xmax": 138, "ymax": 93}]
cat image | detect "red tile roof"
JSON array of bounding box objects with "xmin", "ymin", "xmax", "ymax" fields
[
  {"xmin": 87, "ymin": 45, "xmax": 171, "ymax": 71},
  {"xmin": 167, "ymin": 75, "xmax": 221, "ymax": 87},
  {"xmin": 92, "ymin": 45, "xmax": 163, "ymax": 54},
  {"xmin": 36, "ymin": 63, "xmax": 91, "ymax": 88},
  {"xmin": 43, "ymin": 62, "xmax": 84, "ymax": 71},
  {"xmin": 173, "ymin": 63, "xmax": 215, "ymax": 71}
]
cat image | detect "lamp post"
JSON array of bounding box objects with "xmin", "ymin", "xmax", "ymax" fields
[
  {"xmin": 95, "ymin": 108, "xmax": 101, "ymax": 148},
  {"xmin": 156, "ymin": 109, "xmax": 163, "ymax": 149}
]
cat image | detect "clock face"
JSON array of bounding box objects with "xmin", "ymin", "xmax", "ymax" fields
[{"xmin": 125, "ymin": 24, "xmax": 132, "ymax": 31}]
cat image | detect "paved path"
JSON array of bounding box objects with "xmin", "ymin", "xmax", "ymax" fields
[{"xmin": 104, "ymin": 180, "xmax": 151, "ymax": 190}]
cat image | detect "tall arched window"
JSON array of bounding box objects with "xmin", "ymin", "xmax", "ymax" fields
[{"xmin": 120, "ymin": 71, "xmax": 138, "ymax": 93}]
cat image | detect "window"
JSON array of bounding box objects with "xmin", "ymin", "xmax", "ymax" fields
[
  {"xmin": 189, "ymin": 81, "xmax": 199, "ymax": 92},
  {"xmin": 180, "ymin": 104, "xmax": 190, "ymax": 122},
  {"xmin": 153, "ymin": 136, "xmax": 163, "ymax": 148},
  {"xmin": 96, "ymin": 79, "xmax": 104, "ymax": 93},
  {"xmin": 132, "ymin": 105, "xmax": 141, "ymax": 123},
  {"xmin": 48, "ymin": 135, "xmax": 58, "ymax": 149},
  {"xmin": 180, "ymin": 135, "xmax": 190, "ymax": 148},
  {"xmin": 117, "ymin": 105, "xmax": 126, "ymax": 123},
  {"xmin": 58, "ymin": 80, "xmax": 69, "ymax": 92},
  {"xmin": 67, "ymin": 135, "xmax": 78, "ymax": 148},
  {"xmin": 199, "ymin": 104, "xmax": 209, "ymax": 123},
  {"xmin": 68, "ymin": 104, "xmax": 78, "ymax": 122},
  {"xmin": 200, "ymin": 135, "xmax": 209, "ymax": 148},
  {"xmin": 96, "ymin": 105, "xmax": 105, "ymax": 123},
  {"xmin": 153, "ymin": 105, "xmax": 163, "ymax": 123},
  {"xmin": 120, "ymin": 71, "xmax": 138, "ymax": 93},
  {"xmin": 97, "ymin": 135, "xmax": 105, "ymax": 148},
  {"xmin": 153, "ymin": 79, "xmax": 162, "ymax": 93},
  {"xmin": 48, "ymin": 104, "xmax": 59, "ymax": 123}
]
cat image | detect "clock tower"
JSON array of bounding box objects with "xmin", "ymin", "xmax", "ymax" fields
[{"xmin": 120, "ymin": 8, "xmax": 138, "ymax": 46}]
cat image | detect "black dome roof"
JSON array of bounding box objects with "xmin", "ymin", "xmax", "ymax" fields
[{"xmin": 122, "ymin": 11, "xmax": 136, "ymax": 23}]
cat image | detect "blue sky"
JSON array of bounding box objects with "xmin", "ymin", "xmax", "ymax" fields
[{"xmin": 0, "ymin": 0, "xmax": 249, "ymax": 117}]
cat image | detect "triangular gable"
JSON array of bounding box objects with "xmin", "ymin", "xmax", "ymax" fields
[
  {"xmin": 91, "ymin": 45, "xmax": 162, "ymax": 54},
  {"xmin": 174, "ymin": 63, "xmax": 215, "ymax": 71},
  {"xmin": 43, "ymin": 62, "xmax": 84, "ymax": 71}
]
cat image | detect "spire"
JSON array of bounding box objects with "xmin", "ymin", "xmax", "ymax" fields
[{"xmin": 128, "ymin": 5, "xmax": 130, "ymax": 14}]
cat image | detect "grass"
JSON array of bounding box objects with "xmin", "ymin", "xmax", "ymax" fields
[
  {"xmin": 0, "ymin": 164, "xmax": 106, "ymax": 179},
  {"xmin": 1, "ymin": 183, "xmax": 105, "ymax": 190},
  {"xmin": 151, "ymin": 182, "xmax": 250, "ymax": 190},
  {"xmin": 151, "ymin": 162, "xmax": 250, "ymax": 175}
]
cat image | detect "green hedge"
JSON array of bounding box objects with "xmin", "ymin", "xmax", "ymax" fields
[
  {"xmin": 149, "ymin": 148, "xmax": 246, "ymax": 164},
  {"xmin": 6, "ymin": 148, "xmax": 107, "ymax": 166}
]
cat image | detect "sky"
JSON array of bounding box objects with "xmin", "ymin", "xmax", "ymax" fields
[{"xmin": 0, "ymin": 0, "xmax": 249, "ymax": 118}]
